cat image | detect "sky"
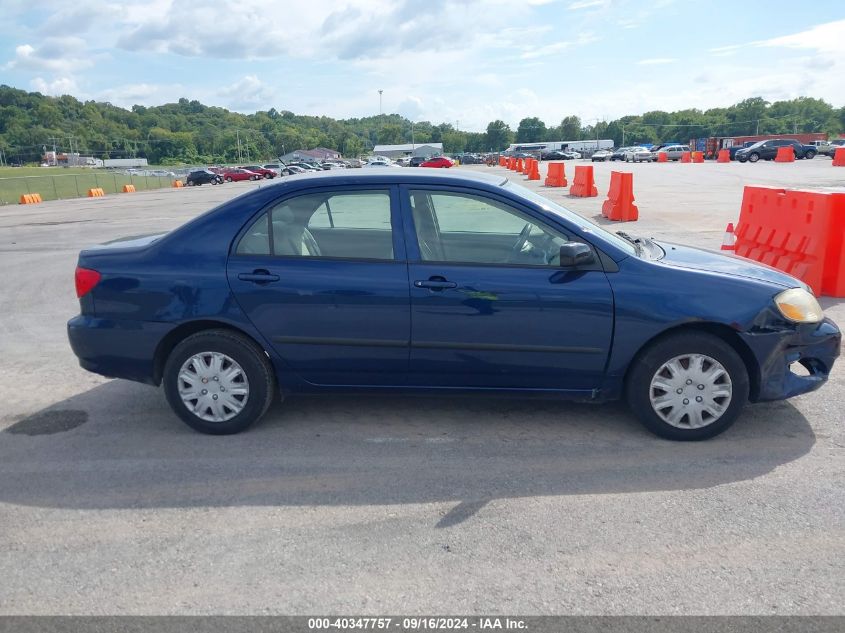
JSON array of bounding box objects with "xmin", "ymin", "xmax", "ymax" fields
[{"xmin": 1, "ymin": 0, "xmax": 844, "ymax": 132}]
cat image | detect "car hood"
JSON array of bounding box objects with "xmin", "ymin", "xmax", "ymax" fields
[{"xmin": 654, "ymin": 241, "xmax": 801, "ymax": 288}]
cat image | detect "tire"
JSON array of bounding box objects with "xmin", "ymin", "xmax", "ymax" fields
[
  {"xmin": 625, "ymin": 331, "xmax": 749, "ymax": 441},
  {"xmin": 163, "ymin": 329, "xmax": 276, "ymax": 435},
  {"xmin": 186, "ymin": 181, "xmax": 195, "ymax": 186},
  {"xmin": 748, "ymin": 152, "xmax": 760, "ymax": 163},
  {"xmin": 264, "ymin": 173, "xmax": 273, "ymax": 179},
  {"xmin": 804, "ymin": 150, "xmax": 816, "ymax": 160},
  {"xmin": 225, "ymin": 177, "xmax": 232, "ymax": 182}
]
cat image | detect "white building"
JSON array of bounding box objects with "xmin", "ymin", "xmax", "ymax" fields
[
  {"xmin": 372, "ymin": 143, "xmax": 443, "ymax": 159},
  {"xmin": 506, "ymin": 139, "xmax": 614, "ymax": 154}
]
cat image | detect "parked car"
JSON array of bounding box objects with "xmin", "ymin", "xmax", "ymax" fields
[
  {"xmin": 591, "ymin": 149, "xmax": 614, "ymax": 162},
  {"xmin": 420, "ymin": 156, "xmax": 453, "ymax": 168},
  {"xmin": 263, "ymin": 164, "xmax": 283, "ymax": 175},
  {"xmin": 222, "ymin": 168, "xmax": 261, "ymax": 182},
  {"xmin": 68, "ymin": 170, "xmax": 840, "ymax": 440},
  {"xmin": 287, "ymin": 162, "xmax": 320, "ymax": 171},
  {"xmin": 409, "ymin": 156, "xmax": 428, "ymax": 167},
  {"xmin": 735, "ymin": 139, "xmax": 817, "ymax": 162},
  {"xmin": 624, "ymin": 147, "xmax": 654, "ymax": 163},
  {"xmin": 185, "ymin": 169, "xmax": 223, "ymax": 186},
  {"xmin": 240, "ymin": 165, "xmax": 277, "ymax": 179},
  {"xmin": 651, "ymin": 145, "xmax": 691, "ymax": 161},
  {"xmin": 541, "ymin": 150, "xmax": 580, "ymax": 160},
  {"xmin": 149, "ymin": 170, "xmax": 176, "ymax": 178},
  {"xmin": 727, "ymin": 142, "xmax": 756, "ymax": 160},
  {"xmin": 284, "ymin": 165, "xmax": 307, "ymax": 175},
  {"xmin": 610, "ymin": 147, "xmax": 632, "ymax": 161}
]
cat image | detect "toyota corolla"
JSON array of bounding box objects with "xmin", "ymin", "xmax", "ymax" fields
[{"xmin": 68, "ymin": 171, "xmax": 840, "ymax": 439}]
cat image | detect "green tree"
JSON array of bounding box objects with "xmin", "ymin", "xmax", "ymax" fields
[
  {"xmin": 516, "ymin": 117, "xmax": 547, "ymax": 143},
  {"xmin": 377, "ymin": 123, "xmax": 402, "ymax": 145},
  {"xmin": 485, "ymin": 120, "xmax": 513, "ymax": 151},
  {"xmin": 557, "ymin": 116, "xmax": 581, "ymax": 141}
]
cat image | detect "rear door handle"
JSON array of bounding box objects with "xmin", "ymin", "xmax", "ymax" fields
[
  {"xmin": 238, "ymin": 269, "xmax": 280, "ymax": 284},
  {"xmin": 414, "ymin": 278, "xmax": 457, "ymax": 290}
]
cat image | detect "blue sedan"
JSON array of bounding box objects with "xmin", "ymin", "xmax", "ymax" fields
[{"xmin": 68, "ymin": 171, "xmax": 840, "ymax": 440}]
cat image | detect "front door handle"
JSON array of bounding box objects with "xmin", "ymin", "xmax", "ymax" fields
[
  {"xmin": 238, "ymin": 269, "xmax": 280, "ymax": 284},
  {"xmin": 414, "ymin": 277, "xmax": 457, "ymax": 290}
]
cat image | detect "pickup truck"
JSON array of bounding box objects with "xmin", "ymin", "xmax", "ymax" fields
[{"xmin": 813, "ymin": 139, "xmax": 845, "ymax": 157}]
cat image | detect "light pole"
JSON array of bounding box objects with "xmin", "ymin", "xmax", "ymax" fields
[{"xmin": 378, "ymin": 90, "xmax": 383, "ymax": 116}]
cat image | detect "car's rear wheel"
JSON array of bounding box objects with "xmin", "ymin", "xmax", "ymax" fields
[
  {"xmin": 163, "ymin": 329, "xmax": 276, "ymax": 435},
  {"xmin": 225, "ymin": 177, "xmax": 232, "ymax": 182},
  {"xmin": 264, "ymin": 173, "xmax": 273, "ymax": 179},
  {"xmin": 805, "ymin": 150, "xmax": 816, "ymax": 159},
  {"xmin": 187, "ymin": 180, "xmax": 195, "ymax": 186},
  {"xmin": 748, "ymin": 152, "xmax": 760, "ymax": 163},
  {"xmin": 626, "ymin": 331, "xmax": 749, "ymax": 440}
]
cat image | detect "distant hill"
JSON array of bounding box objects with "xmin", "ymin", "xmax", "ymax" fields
[{"xmin": 0, "ymin": 85, "xmax": 841, "ymax": 164}]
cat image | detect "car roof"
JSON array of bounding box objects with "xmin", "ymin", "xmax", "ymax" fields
[{"xmin": 262, "ymin": 168, "xmax": 508, "ymax": 188}]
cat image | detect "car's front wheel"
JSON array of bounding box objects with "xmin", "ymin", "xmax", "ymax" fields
[
  {"xmin": 163, "ymin": 329, "xmax": 276, "ymax": 435},
  {"xmin": 626, "ymin": 331, "xmax": 749, "ymax": 440},
  {"xmin": 748, "ymin": 152, "xmax": 760, "ymax": 163},
  {"xmin": 225, "ymin": 177, "xmax": 232, "ymax": 182},
  {"xmin": 804, "ymin": 150, "xmax": 816, "ymax": 160}
]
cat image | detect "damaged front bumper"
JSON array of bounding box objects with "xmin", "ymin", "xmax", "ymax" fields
[{"xmin": 742, "ymin": 317, "xmax": 841, "ymax": 402}]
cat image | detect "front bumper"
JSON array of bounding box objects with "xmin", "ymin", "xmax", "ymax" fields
[{"xmin": 742, "ymin": 317, "xmax": 841, "ymax": 401}]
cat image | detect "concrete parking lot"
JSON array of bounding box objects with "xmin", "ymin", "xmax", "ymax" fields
[{"xmin": 0, "ymin": 161, "xmax": 843, "ymax": 614}]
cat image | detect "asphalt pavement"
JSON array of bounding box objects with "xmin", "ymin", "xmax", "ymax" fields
[{"xmin": 0, "ymin": 163, "xmax": 843, "ymax": 614}]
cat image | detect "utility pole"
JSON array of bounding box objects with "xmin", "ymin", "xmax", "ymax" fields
[
  {"xmin": 378, "ymin": 90, "xmax": 383, "ymax": 115},
  {"xmin": 237, "ymin": 130, "xmax": 242, "ymax": 163}
]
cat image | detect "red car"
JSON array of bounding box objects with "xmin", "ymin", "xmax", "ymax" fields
[
  {"xmin": 420, "ymin": 156, "xmax": 453, "ymax": 168},
  {"xmin": 240, "ymin": 165, "xmax": 276, "ymax": 179},
  {"xmin": 221, "ymin": 168, "xmax": 261, "ymax": 182}
]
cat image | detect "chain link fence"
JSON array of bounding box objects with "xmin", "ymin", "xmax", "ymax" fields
[{"xmin": 0, "ymin": 170, "xmax": 198, "ymax": 205}]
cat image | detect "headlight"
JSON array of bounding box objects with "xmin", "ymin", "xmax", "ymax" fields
[{"xmin": 774, "ymin": 288, "xmax": 824, "ymax": 323}]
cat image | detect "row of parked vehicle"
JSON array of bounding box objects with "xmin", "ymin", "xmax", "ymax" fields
[
  {"xmin": 185, "ymin": 155, "xmax": 464, "ymax": 185},
  {"xmin": 586, "ymin": 138, "xmax": 845, "ymax": 164},
  {"xmin": 184, "ymin": 160, "xmax": 359, "ymax": 186}
]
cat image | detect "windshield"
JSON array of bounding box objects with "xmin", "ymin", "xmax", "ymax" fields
[{"xmin": 504, "ymin": 181, "xmax": 638, "ymax": 256}]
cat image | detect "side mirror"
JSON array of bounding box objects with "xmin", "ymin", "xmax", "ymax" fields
[{"xmin": 559, "ymin": 242, "xmax": 594, "ymax": 268}]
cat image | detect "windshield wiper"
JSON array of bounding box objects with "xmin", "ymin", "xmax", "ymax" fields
[{"xmin": 616, "ymin": 231, "xmax": 644, "ymax": 254}]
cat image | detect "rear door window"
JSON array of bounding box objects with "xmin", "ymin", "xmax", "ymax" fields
[{"xmin": 235, "ymin": 190, "xmax": 395, "ymax": 260}]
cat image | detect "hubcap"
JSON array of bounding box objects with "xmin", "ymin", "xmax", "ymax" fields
[
  {"xmin": 649, "ymin": 353, "xmax": 732, "ymax": 429},
  {"xmin": 178, "ymin": 352, "xmax": 249, "ymax": 422}
]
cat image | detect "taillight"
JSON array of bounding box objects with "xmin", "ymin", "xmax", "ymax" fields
[{"xmin": 75, "ymin": 266, "xmax": 101, "ymax": 298}]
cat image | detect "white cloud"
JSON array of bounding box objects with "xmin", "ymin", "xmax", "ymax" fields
[
  {"xmin": 568, "ymin": 0, "xmax": 607, "ymax": 9},
  {"xmin": 5, "ymin": 37, "xmax": 94, "ymax": 74},
  {"xmin": 637, "ymin": 58, "xmax": 676, "ymax": 65},
  {"xmin": 217, "ymin": 75, "xmax": 275, "ymax": 111},
  {"xmin": 521, "ymin": 41, "xmax": 572, "ymax": 59},
  {"xmin": 30, "ymin": 76, "xmax": 78, "ymax": 95},
  {"xmin": 757, "ymin": 19, "xmax": 845, "ymax": 55}
]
